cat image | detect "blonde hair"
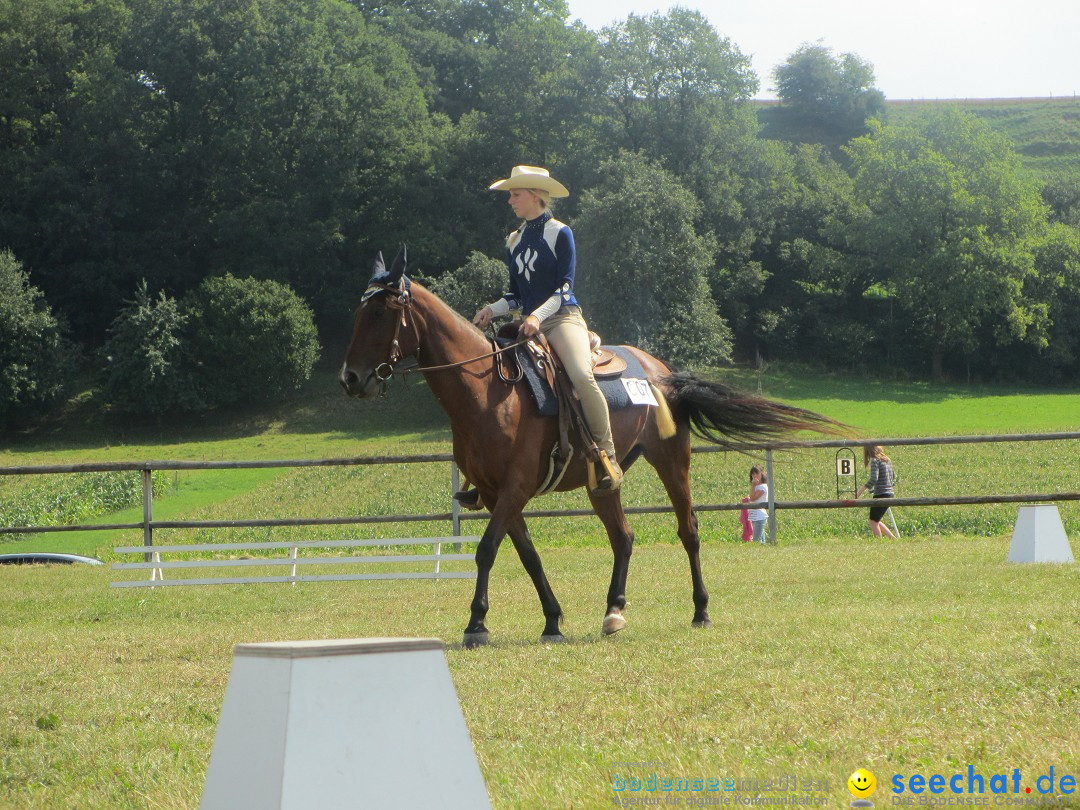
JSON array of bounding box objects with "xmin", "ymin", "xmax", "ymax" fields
[{"xmin": 863, "ymin": 445, "xmax": 890, "ymax": 466}]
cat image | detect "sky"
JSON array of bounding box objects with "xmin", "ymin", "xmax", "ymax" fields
[{"xmin": 565, "ymin": 0, "xmax": 1079, "ymax": 101}]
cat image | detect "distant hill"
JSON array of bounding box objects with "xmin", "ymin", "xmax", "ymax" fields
[{"xmin": 757, "ymin": 96, "xmax": 1080, "ymax": 181}]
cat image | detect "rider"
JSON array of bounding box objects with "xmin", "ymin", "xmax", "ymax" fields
[{"xmin": 473, "ymin": 165, "xmax": 623, "ymax": 493}]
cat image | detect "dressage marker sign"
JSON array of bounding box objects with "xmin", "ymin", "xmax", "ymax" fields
[{"xmin": 200, "ymin": 638, "xmax": 490, "ymax": 809}]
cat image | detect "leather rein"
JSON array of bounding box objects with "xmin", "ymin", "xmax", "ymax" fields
[{"xmin": 363, "ymin": 280, "xmax": 526, "ymax": 392}]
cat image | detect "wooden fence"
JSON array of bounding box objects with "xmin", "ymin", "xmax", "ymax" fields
[{"xmin": 3, "ymin": 433, "xmax": 1080, "ymax": 553}]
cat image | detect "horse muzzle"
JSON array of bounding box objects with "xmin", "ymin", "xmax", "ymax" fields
[{"xmin": 338, "ymin": 363, "xmax": 382, "ymax": 399}]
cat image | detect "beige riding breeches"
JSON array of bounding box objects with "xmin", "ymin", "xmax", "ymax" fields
[{"xmin": 540, "ymin": 307, "xmax": 616, "ymax": 459}]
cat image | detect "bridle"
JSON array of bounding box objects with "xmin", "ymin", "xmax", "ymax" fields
[
  {"xmin": 360, "ymin": 279, "xmax": 419, "ymax": 385},
  {"xmin": 358, "ymin": 279, "xmax": 526, "ymax": 394}
]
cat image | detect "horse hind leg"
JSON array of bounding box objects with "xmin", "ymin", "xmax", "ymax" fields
[
  {"xmin": 589, "ymin": 491, "xmax": 634, "ymax": 636},
  {"xmin": 506, "ymin": 514, "xmax": 565, "ymax": 642},
  {"xmin": 646, "ymin": 436, "xmax": 711, "ymax": 628}
]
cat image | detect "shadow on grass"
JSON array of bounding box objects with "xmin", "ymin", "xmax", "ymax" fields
[{"xmin": 2, "ymin": 365, "xmax": 452, "ymax": 452}]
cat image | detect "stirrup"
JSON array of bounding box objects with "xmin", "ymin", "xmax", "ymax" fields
[
  {"xmin": 452, "ymin": 488, "xmax": 482, "ymax": 510},
  {"xmin": 590, "ymin": 451, "xmax": 623, "ymax": 494}
]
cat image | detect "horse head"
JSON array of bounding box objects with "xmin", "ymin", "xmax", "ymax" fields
[{"xmin": 339, "ymin": 245, "xmax": 416, "ymax": 398}]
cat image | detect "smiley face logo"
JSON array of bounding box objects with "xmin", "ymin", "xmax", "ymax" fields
[{"xmin": 848, "ymin": 768, "xmax": 877, "ymax": 798}]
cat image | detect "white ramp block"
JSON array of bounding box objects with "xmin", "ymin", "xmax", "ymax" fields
[
  {"xmin": 1008, "ymin": 505, "xmax": 1075, "ymax": 563},
  {"xmin": 201, "ymin": 638, "xmax": 490, "ymax": 810}
]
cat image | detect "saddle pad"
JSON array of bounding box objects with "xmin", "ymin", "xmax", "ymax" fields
[{"xmin": 513, "ymin": 344, "xmax": 651, "ymax": 417}]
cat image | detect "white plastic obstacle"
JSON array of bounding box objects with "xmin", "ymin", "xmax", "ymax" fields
[
  {"xmin": 200, "ymin": 638, "xmax": 491, "ymax": 809},
  {"xmin": 1008, "ymin": 504, "xmax": 1075, "ymax": 563}
]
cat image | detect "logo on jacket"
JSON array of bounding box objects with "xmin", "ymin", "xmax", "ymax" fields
[{"xmin": 515, "ymin": 248, "xmax": 538, "ymax": 281}]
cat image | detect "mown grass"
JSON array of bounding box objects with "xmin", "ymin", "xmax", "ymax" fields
[
  {"xmin": 1, "ymin": 538, "xmax": 1076, "ymax": 809},
  {"xmin": 1, "ymin": 367, "xmax": 1078, "ymax": 808}
]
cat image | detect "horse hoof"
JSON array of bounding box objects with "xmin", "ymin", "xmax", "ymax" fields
[
  {"xmin": 540, "ymin": 634, "xmax": 569, "ymax": 644},
  {"xmin": 602, "ymin": 611, "xmax": 626, "ymax": 635},
  {"xmin": 462, "ymin": 631, "xmax": 490, "ymax": 648},
  {"xmin": 692, "ymin": 618, "xmax": 713, "ymax": 629}
]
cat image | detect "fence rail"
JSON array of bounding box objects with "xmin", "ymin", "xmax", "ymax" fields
[
  {"xmin": 110, "ymin": 536, "xmax": 480, "ymax": 588},
  {"xmin": 2, "ymin": 432, "xmax": 1079, "ymax": 543}
]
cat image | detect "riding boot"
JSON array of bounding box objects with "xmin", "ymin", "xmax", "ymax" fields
[
  {"xmin": 452, "ymin": 488, "xmax": 482, "ymax": 510},
  {"xmin": 594, "ymin": 451, "xmax": 623, "ymax": 493}
]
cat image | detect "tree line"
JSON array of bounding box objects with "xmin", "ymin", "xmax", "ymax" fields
[{"xmin": 2, "ymin": 0, "xmax": 1079, "ymax": 420}]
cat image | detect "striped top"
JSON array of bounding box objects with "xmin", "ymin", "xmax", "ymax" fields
[{"xmin": 864, "ymin": 458, "xmax": 895, "ymax": 497}]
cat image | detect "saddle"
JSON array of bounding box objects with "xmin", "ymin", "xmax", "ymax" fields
[
  {"xmin": 497, "ymin": 321, "xmax": 621, "ymax": 494},
  {"xmin": 496, "ymin": 322, "xmax": 627, "ymax": 378}
]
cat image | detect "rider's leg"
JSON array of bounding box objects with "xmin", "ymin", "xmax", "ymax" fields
[{"xmin": 543, "ymin": 311, "xmax": 622, "ymax": 489}]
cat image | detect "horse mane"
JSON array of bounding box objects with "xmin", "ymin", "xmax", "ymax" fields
[{"xmin": 408, "ymin": 280, "xmax": 493, "ymax": 351}]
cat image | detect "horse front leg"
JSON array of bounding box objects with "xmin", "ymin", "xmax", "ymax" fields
[
  {"xmin": 589, "ymin": 491, "xmax": 634, "ymax": 636},
  {"xmin": 463, "ymin": 491, "xmax": 530, "ymax": 648},
  {"xmin": 463, "ymin": 516, "xmax": 505, "ymax": 648},
  {"xmin": 506, "ymin": 513, "xmax": 564, "ymax": 642}
]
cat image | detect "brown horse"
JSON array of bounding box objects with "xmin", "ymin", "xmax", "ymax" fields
[{"xmin": 340, "ymin": 246, "xmax": 841, "ymax": 646}]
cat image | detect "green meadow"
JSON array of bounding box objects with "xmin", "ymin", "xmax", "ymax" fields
[
  {"xmin": 759, "ymin": 96, "xmax": 1080, "ymax": 181},
  {"xmin": 886, "ymin": 96, "xmax": 1080, "ymax": 180},
  {"xmin": 2, "ymin": 366, "xmax": 1078, "ymax": 557},
  {"xmin": 1, "ymin": 368, "xmax": 1078, "ymax": 809}
]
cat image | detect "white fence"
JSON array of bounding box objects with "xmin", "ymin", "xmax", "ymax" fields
[{"xmin": 110, "ymin": 536, "xmax": 479, "ymax": 588}]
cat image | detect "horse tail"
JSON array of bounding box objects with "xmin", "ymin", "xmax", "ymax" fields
[{"xmin": 658, "ymin": 370, "xmax": 846, "ymax": 448}]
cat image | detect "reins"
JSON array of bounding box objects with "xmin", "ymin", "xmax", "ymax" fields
[{"xmin": 364, "ymin": 280, "xmax": 526, "ymax": 390}]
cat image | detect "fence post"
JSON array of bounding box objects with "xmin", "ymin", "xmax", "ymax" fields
[
  {"xmin": 451, "ymin": 461, "xmax": 462, "ymax": 552},
  {"xmin": 766, "ymin": 450, "xmax": 776, "ymax": 545},
  {"xmin": 142, "ymin": 468, "xmax": 163, "ymax": 582}
]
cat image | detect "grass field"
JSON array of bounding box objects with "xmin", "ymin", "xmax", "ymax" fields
[
  {"xmin": 758, "ymin": 96, "xmax": 1080, "ymax": 181},
  {"xmin": 1, "ymin": 537, "xmax": 1076, "ymax": 808},
  {"xmin": 1, "ymin": 368, "xmax": 1078, "ymax": 808},
  {"xmin": 3, "ymin": 367, "xmax": 1079, "ymax": 557},
  {"xmin": 887, "ymin": 97, "xmax": 1080, "ymax": 180}
]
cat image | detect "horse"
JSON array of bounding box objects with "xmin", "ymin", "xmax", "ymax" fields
[{"xmin": 340, "ymin": 246, "xmax": 843, "ymax": 647}]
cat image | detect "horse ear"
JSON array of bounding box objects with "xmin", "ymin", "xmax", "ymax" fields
[
  {"xmin": 371, "ymin": 251, "xmax": 386, "ymax": 278},
  {"xmin": 387, "ymin": 244, "xmax": 407, "ymax": 283}
]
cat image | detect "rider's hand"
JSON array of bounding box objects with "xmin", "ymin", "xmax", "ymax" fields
[
  {"xmin": 518, "ymin": 315, "xmax": 540, "ymax": 338},
  {"xmin": 473, "ymin": 306, "xmax": 493, "ymax": 329}
]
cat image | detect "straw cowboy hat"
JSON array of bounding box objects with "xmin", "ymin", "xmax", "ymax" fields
[{"xmin": 488, "ymin": 165, "xmax": 569, "ymax": 198}]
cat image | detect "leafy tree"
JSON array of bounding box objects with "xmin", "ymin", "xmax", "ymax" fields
[
  {"xmin": 99, "ymin": 280, "xmax": 201, "ymax": 414},
  {"xmin": 425, "ymin": 251, "xmax": 506, "ymax": 318},
  {"xmin": 574, "ymin": 152, "xmax": 731, "ymax": 366},
  {"xmin": 0, "ymin": 0, "xmax": 437, "ymax": 340},
  {"xmin": 182, "ymin": 275, "xmax": 321, "ymax": 407},
  {"xmin": 595, "ymin": 9, "xmax": 757, "ymax": 180},
  {"xmin": 843, "ymin": 110, "xmax": 1049, "ymax": 378},
  {"xmin": 1041, "ymin": 176, "xmax": 1080, "ymax": 227},
  {"xmin": 731, "ymin": 141, "xmax": 870, "ymax": 368},
  {"xmin": 1011, "ymin": 223, "xmax": 1080, "ymax": 378},
  {"xmin": 0, "ymin": 250, "xmax": 71, "ymax": 421},
  {"xmin": 772, "ymin": 43, "xmax": 885, "ymax": 146},
  {"xmin": 0, "ymin": 0, "xmax": 149, "ymax": 341}
]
